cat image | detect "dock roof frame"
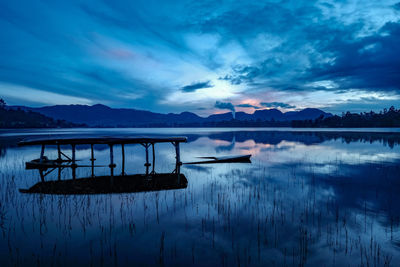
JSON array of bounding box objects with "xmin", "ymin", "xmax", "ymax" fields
[{"xmin": 18, "ymin": 136, "xmax": 187, "ymax": 146}]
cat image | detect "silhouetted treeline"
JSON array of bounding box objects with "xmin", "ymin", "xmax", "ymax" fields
[
  {"xmin": 292, "ymin": 106, "xmax": 400, "ymax": 128},
  {"xmin": 0, "ymin": 99, "xmax": 84, "ymax": 128}
]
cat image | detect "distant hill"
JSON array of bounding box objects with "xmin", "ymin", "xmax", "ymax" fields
[
  {"xmin": 11, "ymin": 104, "xmax": 332, "ymax": 127},
  {"xmin": 5, "ymin": 102, "xmax": 400, "ymax": 128},
  {"xmin": 0, "ymin": 107, "xmax": 83, "ymax": 128}
]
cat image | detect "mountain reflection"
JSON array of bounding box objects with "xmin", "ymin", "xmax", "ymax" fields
[
  {"xmin": 1, "ymin": 129, "xmax": 400, "ymax": 151},
  {"xmin": 204, "ymin": 131, "xmax": 400, "ymax": 148}
]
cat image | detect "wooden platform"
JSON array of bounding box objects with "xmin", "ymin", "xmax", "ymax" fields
[
  {"xmin": 19, "ymin": 173, "xmax": 187, "ymax": 195},
  {"xmin": 18, "ymin": 136, "xmax": 187, "ymax": 146},
  {"xmin": 19, "ymin": 135, "xmax": 187, "ymax": 178}
]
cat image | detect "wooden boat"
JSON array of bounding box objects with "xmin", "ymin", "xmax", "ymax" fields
[
  {"xmin": 25, "ymin": 157, "xmax": 76, "ymax": 169},
  {"xmin": 19, "ymin": 173, "xmax": 187, "ymax": 195},
  {"xmin": 25, "ymin": 158, "xmax": 105, "ymax": 170},
  {"xmin": 184, "ymin": 154, "xmax": 251, "ymax": 164}
]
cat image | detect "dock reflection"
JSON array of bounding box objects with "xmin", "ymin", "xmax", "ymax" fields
[{"xmin": 20, "ymin": 173, "xmax": 188, "ymax": 194}]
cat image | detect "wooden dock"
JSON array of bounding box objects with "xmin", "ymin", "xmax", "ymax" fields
[{"xmin": 18, "ymin": 136, "xmax": 187, "ymax": 182}]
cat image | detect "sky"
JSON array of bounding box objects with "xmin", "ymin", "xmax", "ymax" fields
[{"xmin": 1, "ymin": 0, "xmax": 400, "ymax": 115}]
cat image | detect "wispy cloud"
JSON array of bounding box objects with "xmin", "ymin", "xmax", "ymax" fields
[
  {"xmin": 236, "ymin": 103, "xmax": 260, "ymax": 109},
  {"xmin": 181, "ymin": 81, "xmax": 213, "ymax": 92},
  {"xmin": 0, "ymin": 83, "xmax": 93, "ymax": 106},
  {"xmin": 260, "ymin": 102, "xmax": 296, "ymax": 109}
]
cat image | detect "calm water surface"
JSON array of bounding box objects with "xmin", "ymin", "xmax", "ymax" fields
[{"xmin": 0, "ymin": 128, "xmax": 400, "ymax": 266}]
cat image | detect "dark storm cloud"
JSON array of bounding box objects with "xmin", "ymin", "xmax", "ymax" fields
[
  {"xmin": 189, "ymin": 1, "xmax": 400, "ymax": 95},
  {"xmin": 188, "ymin": 1, "xmax": 329, "ymax": 90},
  {"xmin": 261, "ymin": 102, "xmax": 296, "ymax": 109},
  {"xmin": 181, "ymin": 81, "xmax": 213, "ymax": 92},
  {"xmin": 219, "ymin": 65, "xmax": 261, "ymax": 85},
  {"xmin": 192, "ymin": 1, "xmax": 318, "ymax": 37},
  {"xmin": 308, "ymin": 22, "xmax": 400, "ymax": 92},
  {"xmin": 220, "ymin": 59, "xmax": 285, "ymax": 86}
]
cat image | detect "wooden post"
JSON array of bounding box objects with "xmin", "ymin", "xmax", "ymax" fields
[
  {"xmin": 121, "ymin": 144, "xmax": 125, "ymax": 176},
  {"xmin": 145, "ymin": 144, "xmax": 149, "ymax": 165},
  {"xmin": 90, "ymin": 144, "xmax": 95, "ymax": 177},
  {"xmin": 109, "ymin": 144, "xmax": 115, "ymax": 177},
  {"xmin": 90, "ymin": 144, "xmax": 94, "ymax": 160},
  {"xmin": 71, "ymin": 144, "xmax": 76, "ymax": 180},
  {"xmin": 151, "ymin": 143, "xmax": 156, "ymax": 174},
  {"xmin": 175, "ymin": 142, "xmax": 181, "ymax": 168},
  {"xmin": 175, "ymin": 142, "xmax": 181, "ymax": 182},
  {"xmin": 39, "ymin": 169, "xmax": 45, "ymax": 182},
  {"xmin": 71, "ymin": 144, "xmax": 76, "ymax": 166},
  {"xmin": 57, "ymin": 143, "xmax": 61, "ymax": 163},
  {"xmin": 145, "ymin": 143, "xmax": 150, "ymax": 176},
  {"xmin": 39, "ymin": 144, "xmax": 45, "ymax": 163}
]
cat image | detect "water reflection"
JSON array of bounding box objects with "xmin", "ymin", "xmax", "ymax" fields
[
  {"xmin": 0, "ymin": 129, "xmax": 400, "ymax": 266},
  {"xmin": 20, "ymin": 173, "xmax": 188, "ymax": 194},
  {"xmin": 1, "ymin": 129, "xmax": 400, "ymax": 153}
]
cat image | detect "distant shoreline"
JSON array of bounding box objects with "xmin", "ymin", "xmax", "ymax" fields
[
  {"xmin": 2, "ymin": 104, "xmax": 400, "ymax": 129},
  {"xmin": 1, "ymin": 126, "xmax": 400, "ymax": 133}
]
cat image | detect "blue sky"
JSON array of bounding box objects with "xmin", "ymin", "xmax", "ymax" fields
[{"xmin": 1, "ymin": 0, "xmax": 400, "ymax": 115}]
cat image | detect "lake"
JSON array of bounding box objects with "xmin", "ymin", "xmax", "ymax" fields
[{"xmin": 1, "ymin": 128, "xmax": 400, "ymax": 266}]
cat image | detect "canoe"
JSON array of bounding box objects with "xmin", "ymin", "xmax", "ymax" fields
[
  {"xmin": 184, "ymin": 154, "xmax": 251, "ymax": 164},
  {"xmin": 25, "ymin": 158, "xmax": 82, "ymax": 169}
]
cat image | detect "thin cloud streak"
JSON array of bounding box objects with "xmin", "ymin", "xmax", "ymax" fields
[
  {"xmin": 0, "ymin": 83, "xmax": 93, "ymax": 106},
  {"xmin": 181, "ymin": 81, "xmax": 213, "ymax": 92}
]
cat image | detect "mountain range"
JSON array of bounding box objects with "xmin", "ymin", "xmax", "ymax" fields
[{"xmin": 10, "ymin": 104, "xmax": 332, "ymax": 127}]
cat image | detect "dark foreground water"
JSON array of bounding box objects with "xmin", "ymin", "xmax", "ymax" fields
[{"xmin": 1, "ymin": 128, "xmax": 400, "ymax": 266}]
